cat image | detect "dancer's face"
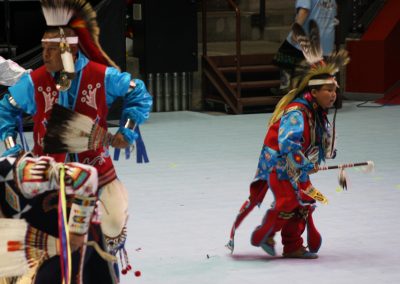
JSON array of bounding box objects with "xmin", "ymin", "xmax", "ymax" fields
[
  {"xmin": 41, "ymin": 29, "xmax": 78, "ymax": 73},
  {"xmin": 42, "ymin": 35, "xmax": 63, "ymax": 73},
  {"xmin": 311, "ymin": 84, "xmax": 337, "ymax": 109}
]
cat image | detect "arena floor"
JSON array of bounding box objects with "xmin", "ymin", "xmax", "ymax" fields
[
  {"xmin": 3, "ymin": 101, "xmax": 399, "ymax": 284},
  {"xmin": 112, "ymin": 101, "xmax": 400, "ymax": 284}
]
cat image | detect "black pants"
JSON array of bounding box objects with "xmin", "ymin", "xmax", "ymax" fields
[
  {"xmin": 22, "ymin": 193, "xmax": 116, "ymax": 284},
  {"xmin": 34, "ymin": 242, "xmax": 115, "ymax": 284}
]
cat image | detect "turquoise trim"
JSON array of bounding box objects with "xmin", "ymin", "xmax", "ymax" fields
[{"xmin": 8, "ymin": 73, "xmax": 36, "ymax": 114}]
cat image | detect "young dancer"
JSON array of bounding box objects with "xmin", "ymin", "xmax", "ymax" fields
[{"xmin": 228, "ymin": 20, "xmax": 349, "ymax": 258}]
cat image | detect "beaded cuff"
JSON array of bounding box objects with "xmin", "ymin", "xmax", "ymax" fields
[
  {"xmin": 4, "ymin": 136, "xmax": 16, "ymax": 150},
  {"xmin": 303, "ymin": 185, "xmax": 328, "ymax": 204},
  {"xmin": 68, "ymin": 196, "xmax": 97, "ymax": 235}
]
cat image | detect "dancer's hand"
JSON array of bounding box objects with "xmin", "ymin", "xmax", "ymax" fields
[
  {"xmin": 308, "ymin": 164, "xmax": 319, "ymax": 175},
  {"xmin": 111, "ymin": 132, "xmax": 130, "ymax": 149}
]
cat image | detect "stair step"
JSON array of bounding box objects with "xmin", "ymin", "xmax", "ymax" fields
[
  {"xmin": 239, "ymin": 96, "xmax": 282, "ymax": 106},
  {"xmin": 262, "ymin": 26, "xmax": 292, "ymax": 43},
  {"xmin": 197, "ymin": 11, "xmax": 254, "ymax": 42},
  {"xmin": 230, "ymin": 80, "xmax": 280, "ymax": 89},
  {"xmin": 209, "ymin": 53, "xmax": 276, "ymax": 67},
  {"xmin": 219, "ymin": 64, "xmax": 279, "ymax": 73}
]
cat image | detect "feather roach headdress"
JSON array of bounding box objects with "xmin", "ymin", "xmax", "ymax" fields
[
  {"xmin": 40, "ymin": 0, "xmax": 118, "ymax": 69},
  {"xmin": 269, "ymin": 20, "xmax": 349, "ymax": 126}
]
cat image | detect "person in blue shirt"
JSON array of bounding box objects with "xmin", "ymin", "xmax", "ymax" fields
[{"xmin": 274, "ymin": 0, "xmax": 338, "ymax": 93}]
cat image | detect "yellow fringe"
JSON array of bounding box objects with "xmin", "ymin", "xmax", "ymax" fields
[{"xmin": 268, "ymin": 89, "xmax": 298, "ymax": 127}]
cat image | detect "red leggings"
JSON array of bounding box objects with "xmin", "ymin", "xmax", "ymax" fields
[{"xmin": 251, "ymin": 171, "xmax": 314, "ymax": 254}]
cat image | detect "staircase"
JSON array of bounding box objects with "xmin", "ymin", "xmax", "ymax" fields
[
  {"xmin": 202, "ymin": 53, "xmax": 281, "ymax": 113},
  {"xmin": 200, "ymin": 0, "xmax": 294, "ymax": 114}
]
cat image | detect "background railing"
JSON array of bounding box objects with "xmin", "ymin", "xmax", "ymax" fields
[
  {"xmin": 337, "ymin": 0, "xmax": 387, "ymax": 43},
  {"xmin": 202, "ymin": 0, "xmax": 242, "ymax": 98}
]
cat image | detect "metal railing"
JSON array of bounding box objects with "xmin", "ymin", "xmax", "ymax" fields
[
  {"xmin": 351, "ymin": 0, "xmax": 386, "ymax": 34},
  {"xmin": 202, "ymin": 0, "xmax": 242, "ymax": 99},
  {"xmin": 251, "ymin": 0, "xmax": 266, "ymax": 37}
]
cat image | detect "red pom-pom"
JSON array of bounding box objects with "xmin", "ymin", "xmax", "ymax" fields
[
  {"xmin": 134, "ymin": 270, "xmax": 141, "ymax": 277},
  {"xmin": 127, "ymin": 265, "xmax": 132, "ymax": 271},
  {"xmin": 122, "ymin": 269, "xmax": 127, "ymax": 275}
]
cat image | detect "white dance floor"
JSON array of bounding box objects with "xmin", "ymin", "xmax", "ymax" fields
[
  {"xmin": 116, "ymin": 101, "xmax": 400, "ymax": 284},
  {"xmin": 3, "ymin": 101, "xmax": 399, "ymax": 284}
]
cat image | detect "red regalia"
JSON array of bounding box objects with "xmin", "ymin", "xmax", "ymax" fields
[
  {"xmin": 250, "ymin": 101, "xmax": 321, "ymax": 255},
  {"xmin": 227, "ymin": 19, "xmax": 350, "ymax": 256},
  {"xmin": 227, "ymin": 101, "xmax": 322, "ymax": 255},
  {"xmin": 31, "ymin": 61, "xmax": 116, "ymax": 188}
]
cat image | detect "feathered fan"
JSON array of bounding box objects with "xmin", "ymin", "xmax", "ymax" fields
[{"xmin": 43, "ymin": 104, "xmax": 114, "ymax": 154}]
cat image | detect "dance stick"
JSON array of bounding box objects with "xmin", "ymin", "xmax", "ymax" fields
[{"xmin": 318, "ymin": 161, "xmax": 374, "ymax": 172}]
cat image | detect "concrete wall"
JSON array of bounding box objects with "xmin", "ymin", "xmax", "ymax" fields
[{"xmin": 199, "ymin": 0, "xmax": 295, "ymax": 43}]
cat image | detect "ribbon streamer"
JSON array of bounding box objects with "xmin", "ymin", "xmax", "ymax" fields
[{"xmin": 58, "ymin": 165, "xmax": 72, "ymax": 284}]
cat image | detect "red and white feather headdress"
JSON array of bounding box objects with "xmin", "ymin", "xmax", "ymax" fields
[{"xmin": 40, "ymin": 0, "xmax": 118, "ymax": 69}]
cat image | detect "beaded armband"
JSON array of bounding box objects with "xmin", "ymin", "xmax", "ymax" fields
[
  {"xmin": 8, "ymin": 95, "xmax": 20, "ymax": 108},
  {"xmin": 303, "ymin": 185, "xmax": 328, "ymax": 204},
  {"xmin": 127, "ymin": 80, "xmax": 136, "ymax": 92},
  {"xmin": 68, "ymin": 195, "xmax": 96, "ymax": 235},
  {"xmin": 15, "ymin": 155, "xmax": 56, "ymax": 199},
  {"xmin": 124, "ymin": 118, "xmax": 137, "ymax": 130},
  {"xmin": 4, "ymin": 136, "xmax": 16, "ymax": 150}
]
